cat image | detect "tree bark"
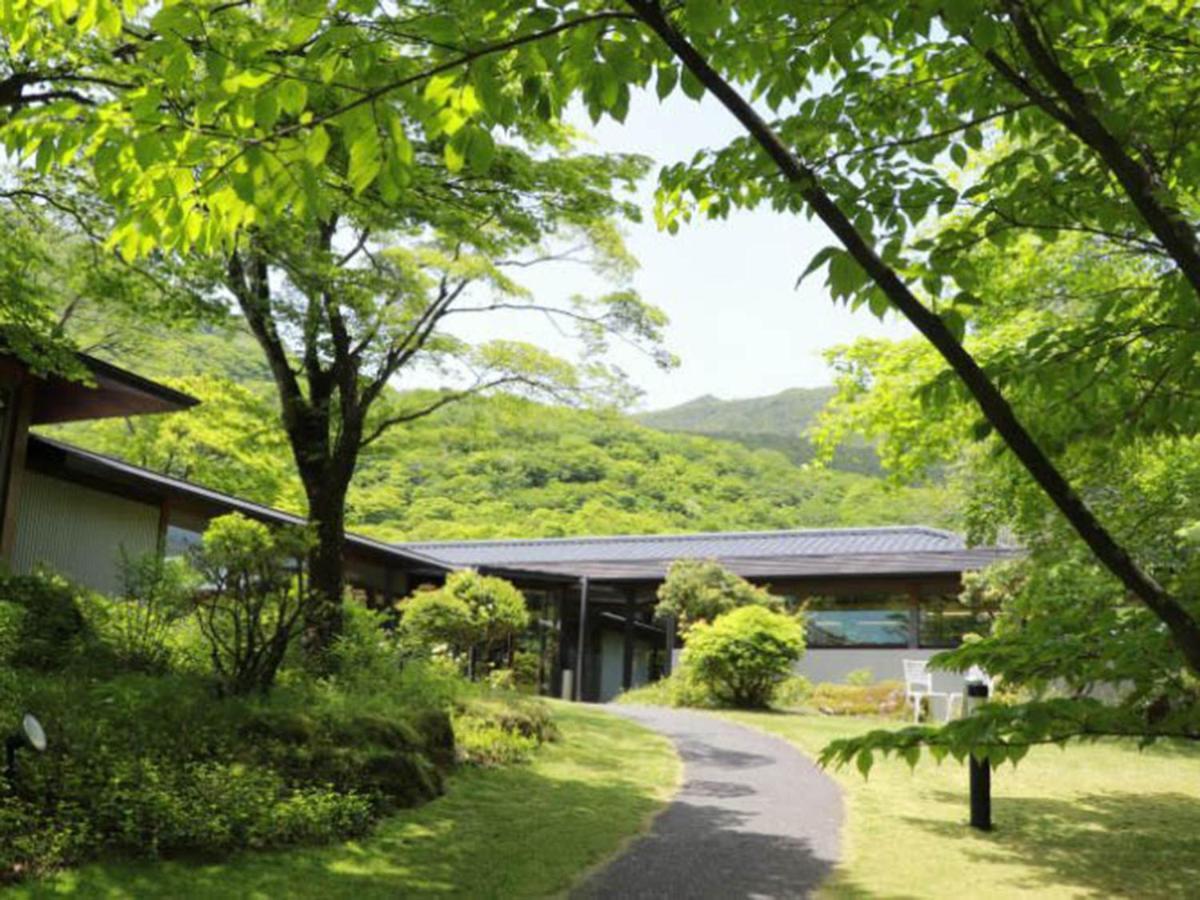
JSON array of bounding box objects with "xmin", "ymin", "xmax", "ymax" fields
[
  {"xmin": 623, "ymin": 0, "xmax": 1200, "ymax": 674},
  {"xmin": 302, "ymin": 482, "xmax": 348, "ymax": 660}
]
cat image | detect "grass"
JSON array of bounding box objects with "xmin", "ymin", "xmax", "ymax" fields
[
  {"xmin": 11, "ymin": 702, "xmax": 680, "ymax": 900},
  {"xmin": 721, "ymin": 709, "xmax": 1200, "ymax": 899}
]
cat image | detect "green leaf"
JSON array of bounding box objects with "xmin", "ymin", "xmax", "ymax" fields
[
  {"xmin": 347, "ymin": 125, "xmax": 382, "ymax": 194},
  {"xmin": 255, "ymin": 90, "xmax": 280, "ymax": 131},
  {"xmin": 305, "ymin": 125, "xmax": 331, "ymax": 166},
  {"xmin": 856, "ymin": 749, "xmax": 874, "ymax": 779},
  {"xmin": 656, "ymin": 65, "xmax": 678, "ymax": 101},
  {"xmin": 680, "ymin": 68, "xmax": 706, "ymax": 101},
  {"xmin": 278, "ymin": 79, "xmax": 308, "ymax": 116},
  {"xmin": 445, "ymin": 130, "xmax": 467, "ymax": 173},
  {"xmin": 797, "ymin": 246, "xmax": 839, "ymax": 287},
  {"xmin": 465, "ymin": 127, "xmax": 495, "ymax": 175}
]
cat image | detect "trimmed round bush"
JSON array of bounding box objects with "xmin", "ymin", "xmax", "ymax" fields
[{"xmin": 684, "ymin": 605, "xmax": 805, "ymax": 709}]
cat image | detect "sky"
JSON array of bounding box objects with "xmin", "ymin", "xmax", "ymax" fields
[{"xmin": 444, "ymin": 88, "xmax": 914, "ymax": 412}]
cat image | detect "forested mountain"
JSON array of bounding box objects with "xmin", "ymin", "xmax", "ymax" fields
[
  {"xmin": 637, "ymin": 388, "xmax": 880, "ymax": 473},
  {"xmin": 47, "ymin": 323, "xmax": 956, "ymax": 540}
]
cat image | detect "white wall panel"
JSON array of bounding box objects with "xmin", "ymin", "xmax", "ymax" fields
[{"xmin": 11, "ymin": 471, "xmax": 160, "ymax": 594}]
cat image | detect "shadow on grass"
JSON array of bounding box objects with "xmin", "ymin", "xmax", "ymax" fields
[
  {"xmin": 22, "ymin": 711, "xmax": 674, "ymax": 899},
  {"xmin": 907, "ymin": 789, "xmax": 1200, "ymax": 899}
]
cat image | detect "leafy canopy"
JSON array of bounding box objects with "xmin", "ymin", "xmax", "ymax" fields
[{"xmin": 654, "ymin": 558, "xmax": 781, "ymax": 633}]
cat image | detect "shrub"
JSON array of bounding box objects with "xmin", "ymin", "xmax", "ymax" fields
[
  {"xmin": 397, "ymin": 570, "xmax": 528, "ymax": 678},
  {"xmin": 0, "ymin": 667, "xmax": 464, "ymax": 880},
  {"xmin": 845, "ymin": 667, "xmax": 875, "ymax": 687},
  {"xmin": 330, "ymin": 601, "xmax": 399, "ymax": 684},
  {"xmin": 453, "ymin": 715, "xmax": 538, "ymax": 766},
  {"xmin": 654, "ymin": 559, "xmax": 781, "ymax": 632},
  {"xmin": 397, "ymin": 588, "xmax": 475, "ymax": 659},
  {"xmin": 0, "ymin": 600, "xmax": 25, "ymax": 665},
  {"xmin": 190, "ymin": 514, "xmax": 311, "ymax": 696},
  {"xmin": 616, "ymin": 666, "xmax": 717, "ymax": 708},
  {"xmin": 809, "ymin": 680, "xmax": 906, "ymax": 717},
  {"xmin": 773, "ymin": 674, "xmax": 814, "ymax": 709},
  {"xmin": 84, "ymin": 554, "xmax": 195, "ymax": 674},
  {"xmin": 684, "ymin": 606, "xmax": 805, "ymax": 709},
  {"xmin": 511, "ymin": 649, "xmax": 541, "ymax": 691},
  {"xmin": 239, "ymin": 706, "xmax": 446, "ymax": 810},
  {"xmin": 0, "ymin": 570, "xmax": 88, "ymax": 670},
  {"xmin": 453, "ymin": 694, "xmax": 557, "ymax": 766},
  {"xmin": 487, "ymin": 667, "xmax": 516, "ymax": 691}
]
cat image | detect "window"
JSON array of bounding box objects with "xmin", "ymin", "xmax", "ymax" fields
[
  {"xmin": 164, "ymin": 523, "xmax": 204, "ymax": 560},
  {"xmin": 804, "ymin": 595, "xmax": 912, "ymax": 647},
  {"xmin": 918, "ymin": 596, "xmax": 991, "ymax": 648}
]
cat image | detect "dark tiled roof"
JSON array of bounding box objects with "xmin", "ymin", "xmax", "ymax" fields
[
  {"xmin": 402, "ymin": 526, "xmax": 967, "ymax": 567},
  {"xmin": 493, "ymin": 549, "xmax": 1016, "ymax": 583},
  {"xmin": 403, "ymin": 527, "xmax": 1016, "ymax": 582}
]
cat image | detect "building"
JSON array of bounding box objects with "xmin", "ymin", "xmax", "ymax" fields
[
  {"xmin": 0, "ymin": 351, "xmax": 1011, "ymax": 701},
  {"xmin": 401, "ymin": 529, "xmax": 1012, "ymax": 700},
  {"xmin": 0, "ymin": 352, "xmax": 448, "ymax": 597}
]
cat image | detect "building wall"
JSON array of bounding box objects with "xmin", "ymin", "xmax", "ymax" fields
[
  {"xmin": 10, "ymin": 470, "xmax": 160, "ymax": 594},
  {"xmin": 797, "ymin": 648, "xmax": 966, "ymax": 694}
]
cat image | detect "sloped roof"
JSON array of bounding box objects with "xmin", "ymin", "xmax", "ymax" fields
[
  {"xmin": 26, "ymin": 435, "xmax": 450, "ymax": 571},
  {"xmin": 402, "ymin": 526, "xmax": 967, "ymax": 567},
  {"xmin": 1, "ymin": 351, "xmax": 200, "ymax": 424},
  {"xmin": 403, "ymin": 527, "xmax": 1014, "ymax": 582}
]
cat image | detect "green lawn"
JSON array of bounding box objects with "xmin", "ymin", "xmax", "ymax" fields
[
  {"xmin": 722, "ymin": 710, "xmax": 1200, "ymax": 899},
  {"xmin": 12, "ymin": 702, "xmax": 679, "ymax": 900}
]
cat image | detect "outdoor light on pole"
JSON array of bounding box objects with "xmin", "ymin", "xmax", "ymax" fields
[
  {"xmin": 4, "ymin": 713, "xmax": 48, "ymax": 786},
  {"xmin": 964, "ymin": 667, "xmax": 992, "ymax": 831}
]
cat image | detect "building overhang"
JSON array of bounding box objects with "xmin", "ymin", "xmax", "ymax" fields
[{"xmin": 29, "ymin": 353, "xmax": 199, "ymax": 424}]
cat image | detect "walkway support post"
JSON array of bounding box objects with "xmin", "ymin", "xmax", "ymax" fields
[
  {"xmin": 622, "ymin": 588, "xmax": 636, "ymax": 691},
  {"xmin": 575, "ymin": 576, "xmax": 589, "ymax": 702},
  {"xmin": 663, "ymin": 615, "xmax": 676, "ymax": 677}
]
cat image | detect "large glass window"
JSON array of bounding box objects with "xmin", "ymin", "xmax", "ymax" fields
[{"xmin": 804, "ymin": 595, "xmax": 912, "ymax": 647}]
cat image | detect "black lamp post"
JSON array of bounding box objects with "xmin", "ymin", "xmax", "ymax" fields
[
  {"xmin": 964, "ymin": 668, "xmax": 992, "ymax": 831},
  {"xmin": 4, "ymin": 713, "xmax": 47, "ymax": 786}
]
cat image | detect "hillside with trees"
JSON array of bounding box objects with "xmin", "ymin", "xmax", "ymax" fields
[
  {"xmin": 48, "ymin": 323, "xmax": 957, "ymax": 541},
  {"xmin": 637, "ymin": 388, "xmax": 881, "ymax": 474}
]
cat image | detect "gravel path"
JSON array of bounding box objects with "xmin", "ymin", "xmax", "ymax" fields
[{"xmin": 572, "ymin": 705, "xmax": 843, "ymax": 900}]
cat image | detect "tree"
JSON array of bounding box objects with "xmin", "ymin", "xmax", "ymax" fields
[
  {"xmin": 213, "ymin": 155, "xmax": 668, "ymax": 658},
  {"xmin": 684, "ymin": 605, "xmax": 805, "ymax": 709},
  {"xmin": 397, "ymin": 570, "xmax": 528, "ymax": 677},
  {"xmin": 189, "ymin": 513, "xmax": 311, "ymax": 696},
  {"xmin": 654, "ymin": 559, "xmax": 780, "ymax": 633},
  {"xmin": 816, "ymin": 234, "xmax": 1200, "ymax": 764},
  {"xmin": 10, "ymin": 0, "xmax": 1200, "ymax": 723}
]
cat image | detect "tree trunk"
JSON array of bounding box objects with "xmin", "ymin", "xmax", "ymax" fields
[{"xmin": 302, "ymin": 483, "xmax": 348, "ymax": 665}]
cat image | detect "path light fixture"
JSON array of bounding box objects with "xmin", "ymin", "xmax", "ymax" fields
[
  {"xmin": 4, "ymin": 713, "xmax": 48, "ymax": 785},
  {"xmin": 964, "ymin": 667, "xmax": 992, "ymax": 831}
]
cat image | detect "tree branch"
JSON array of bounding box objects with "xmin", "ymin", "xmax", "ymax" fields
[{"xmin": 623, "ymin": 0, "xmax": 1200, "ymax": 672}]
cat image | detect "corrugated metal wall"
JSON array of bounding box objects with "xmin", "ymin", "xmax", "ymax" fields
[{"xmin": 11, "ymin": 471, "xmax": 160, "ymax": 594}]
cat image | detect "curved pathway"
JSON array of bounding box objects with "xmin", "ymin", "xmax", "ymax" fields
[{"xmin": 573, "ymin": 706, "xmax": 842, "ymax": 900}]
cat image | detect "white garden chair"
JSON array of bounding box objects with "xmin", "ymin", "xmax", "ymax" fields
[{"xmin": 903, "ymin": 659, "xmax": 962, "ymax": 723}]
